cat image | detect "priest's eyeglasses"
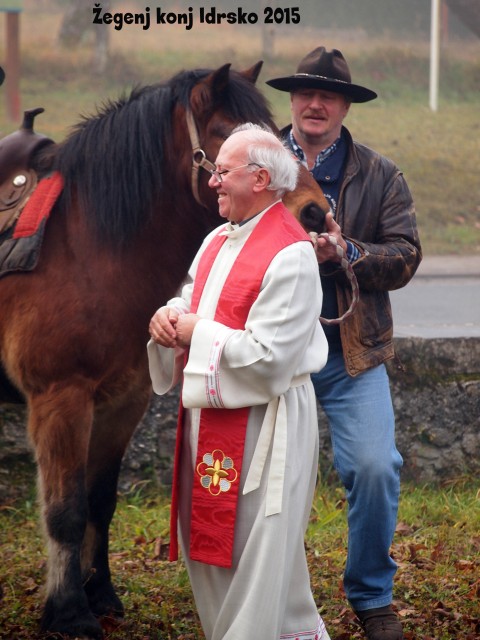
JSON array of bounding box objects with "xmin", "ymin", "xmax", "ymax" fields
[{"xmin": 209, "ymin": 162, "xmax": 261, "ymax": 183}]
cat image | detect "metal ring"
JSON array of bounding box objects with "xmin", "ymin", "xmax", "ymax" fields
[{"xmin": 193, "ymin": 149, "xmax": 207, "ymax": 165}]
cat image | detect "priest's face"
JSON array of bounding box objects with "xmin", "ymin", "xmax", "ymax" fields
[{"xmin": 208, "ymin": 133, "xmax": 263, "ymax": 223}]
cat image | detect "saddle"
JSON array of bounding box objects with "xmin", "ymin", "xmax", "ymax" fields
[
  {"xmin": 0, "ymin": 109, "xmax": 63, "ymax": 279},
  {"xmin": 0, "ymin": 108, "xmax": 54, "ymax": 234}
]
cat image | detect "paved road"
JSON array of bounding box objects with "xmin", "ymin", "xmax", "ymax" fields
[{"xmin": 390, "ymin": 255, "xmax": 480, "ymax": 338}]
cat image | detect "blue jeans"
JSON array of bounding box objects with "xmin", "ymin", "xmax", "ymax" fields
[{"xmin": 311, "ymin": 349, "xmax": 403, "ymax": 611}]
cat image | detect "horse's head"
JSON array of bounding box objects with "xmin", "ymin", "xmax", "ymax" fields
[
  {"xmin": 284, "ymin": 166, "xmax": 330, "ymax": 233},
  {"xmin": 170, "ymin": 61, "xmax": 274, "ymax": 218},
  {"xmin": 176, "ymin": 62, "xmax": 330, "ymax": 230}
]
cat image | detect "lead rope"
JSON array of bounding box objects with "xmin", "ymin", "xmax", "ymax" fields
[{"xmin": 308, "ymin": 231, "xmax": 360, "ymax": 325}]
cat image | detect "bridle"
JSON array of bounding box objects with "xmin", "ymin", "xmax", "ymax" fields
[
  {"xmin": 185, "ymin": 106, "xmax": 359, "ymax": 325},
  {"xmin": 185, "ymin": 107, "xmax": 216, "ymax": 208}
]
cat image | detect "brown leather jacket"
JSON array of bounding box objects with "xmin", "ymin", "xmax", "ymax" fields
[{"xmin": 320, "ymin": 126, "xmax": 422, "ymax": 376}]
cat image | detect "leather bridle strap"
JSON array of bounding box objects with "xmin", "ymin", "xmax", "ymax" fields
[{"xmin": 185, "ymin": 108, "xmax": 216, "ymax": 207}]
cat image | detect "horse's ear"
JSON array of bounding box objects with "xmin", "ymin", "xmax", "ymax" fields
[
  {"xmin": 209, "ymin": 63, "xmax": 232, "ymax": 100},
  {"xmin": 240, "ymin": 61, "xmax": 263, "ymax": 85},
  {"xmin": 190, "ymin": 63, "xmax": 231, "ymax": 113}
]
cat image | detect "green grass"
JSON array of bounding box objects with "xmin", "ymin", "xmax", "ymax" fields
[
  {"xmin": 0, "ymin": 475, "xmax": 478, "ymax": 639},
  {"xmin": 307, "ymin": 478, "xmax": 480, "ymax": 639}
]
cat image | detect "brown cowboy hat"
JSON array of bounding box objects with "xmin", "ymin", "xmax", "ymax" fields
[
  {"xmin": 0, "ymin": 66, "xmax": 4, "ymax": 86},
  {"xmin": 266, "ymin": 47, "xmax": 377, "ymax": 103}
]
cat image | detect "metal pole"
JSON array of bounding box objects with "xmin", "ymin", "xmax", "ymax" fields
[{"xmin": 429, "ymin": 0, "xmax": 441, "ymax": 112}]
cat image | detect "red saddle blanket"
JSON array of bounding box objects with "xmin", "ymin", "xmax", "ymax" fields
[
  {"xmin": 0, "ymin": 172, "xmax": 64, "ymax": 279},
  {"xmin": 13, "ymin": 171, "xmax": 64, "ymax": 238}
]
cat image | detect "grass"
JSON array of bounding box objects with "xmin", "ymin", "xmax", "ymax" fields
[
  {"xmin": 0, "ymin": 473, "xmax": 478, "ymax": 639},
  {"xmin": 0, "ymin": 3, "xmax": 479, "ymax": 255}
]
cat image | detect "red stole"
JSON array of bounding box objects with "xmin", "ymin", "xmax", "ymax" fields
[{"xmin": 169, "ymin": 202, "xmax": 310, "ymax": 568}]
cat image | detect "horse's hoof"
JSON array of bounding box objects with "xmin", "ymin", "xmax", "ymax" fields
[
  {"xmin": 41, "ymin": 603, "xmax": 104, "ymax": 640},
  {"xmin": 43, "ymin": 623, "xmax": 104, "ymax": 640},
  {"xmin": 85, "ymin": 581, "xmax": 124, "ymax": 619}
]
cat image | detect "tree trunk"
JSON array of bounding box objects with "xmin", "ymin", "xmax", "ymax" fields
[
  {"xmin": 57, "ymin": 0, "xmax": 111, "ymax": 74},
  {"xmin": 261, "ymin": 0, "xmax": 276, "ymax": 62}
]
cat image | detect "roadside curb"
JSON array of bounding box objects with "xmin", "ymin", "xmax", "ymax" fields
[{"xmin": 415, "ymin": 255, "xmax": 480, "ymax": 278}]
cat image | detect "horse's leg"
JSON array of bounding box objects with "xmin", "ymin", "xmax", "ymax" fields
[
  {"xmin": 81, "ymin": 384, "xmax": 152, "ymax": 620},
  {"xmin": 28, "ymin": 384, "xmax": 104, "ymax": 640}
]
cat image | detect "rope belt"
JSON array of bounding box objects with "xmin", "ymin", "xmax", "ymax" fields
[{"xmin": 243, "ymin": 374, "xmax": 310, "ymax": 517}]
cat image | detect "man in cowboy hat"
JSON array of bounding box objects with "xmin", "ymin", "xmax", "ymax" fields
[{"xmin": 267, "ymin": 47, "xmax": 422, "ymax": 640}]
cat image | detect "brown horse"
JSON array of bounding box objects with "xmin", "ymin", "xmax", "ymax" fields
[{"xmin": 0, "ymin": 62, "xmax": 329, "ymax": 639}]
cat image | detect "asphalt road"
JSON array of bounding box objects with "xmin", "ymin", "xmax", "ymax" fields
[{"xmin": 390, "ymin": 255, "xmax": 480, "ymax": 338}]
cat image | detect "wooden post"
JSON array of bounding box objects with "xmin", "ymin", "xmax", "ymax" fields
[{"xmin": 5, "ymin": 11, "xmax": 20, "ymax": 121}]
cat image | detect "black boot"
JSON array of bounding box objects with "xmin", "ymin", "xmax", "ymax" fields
[{"xmin": 355, "ymin": 605, "xmax": 404, "ymax": 640}]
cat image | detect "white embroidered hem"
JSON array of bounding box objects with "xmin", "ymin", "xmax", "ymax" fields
[{"xmin": 280, "ymin": 614, "xmax": 330, "ymax": 640}]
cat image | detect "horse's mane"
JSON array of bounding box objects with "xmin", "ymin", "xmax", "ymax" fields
[{"xmin": 53, "ymin": 68, "xmax": 273, "ymax": 247}]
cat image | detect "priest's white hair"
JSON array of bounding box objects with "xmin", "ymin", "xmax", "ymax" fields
[{"xmin": 230, "ymin": 123, "xmax": 299, "ymax": 196}]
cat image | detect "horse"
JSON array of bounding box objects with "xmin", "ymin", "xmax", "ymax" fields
[{"xmin": 0, "ymin": 61, "xmax": 329, "ymax": 639}]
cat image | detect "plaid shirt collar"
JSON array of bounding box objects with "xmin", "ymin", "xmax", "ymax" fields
[{"xmin": 288, "ymin": 130, "xmax": 340, "ymax": 170}]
